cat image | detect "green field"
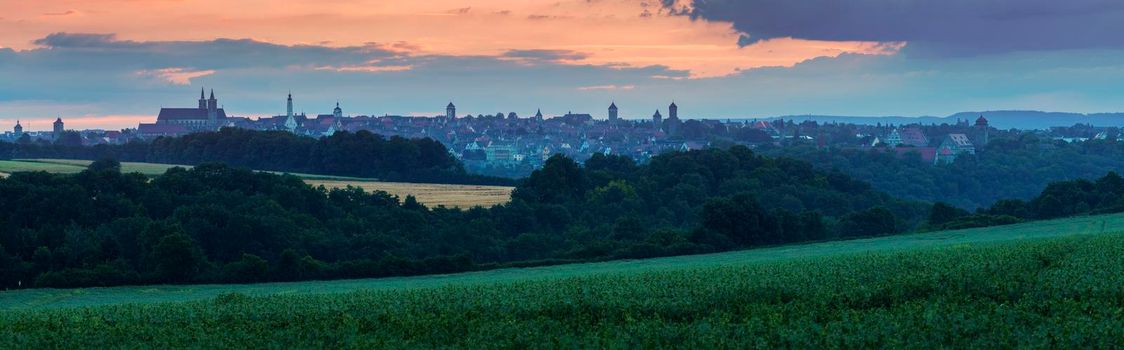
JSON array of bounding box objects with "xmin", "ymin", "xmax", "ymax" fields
[{"xmin": 1, "ymin": 214, "xmax": 1122, "ymax": 347}]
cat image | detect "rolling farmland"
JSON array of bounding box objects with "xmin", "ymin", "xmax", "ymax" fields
[
  {"xmin": 2, "ymin": 213, "xmax": 1122, "ymax": 347},
  {"xmin": 0, "ymin": 159, "xmax": 512, "ymax": 208}
]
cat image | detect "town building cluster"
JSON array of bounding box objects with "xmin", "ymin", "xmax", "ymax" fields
[{"xmin": 9, "ymin": 88, "xmax": 1119, "ymax": 177}]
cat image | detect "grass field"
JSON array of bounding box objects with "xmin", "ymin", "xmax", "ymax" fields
[
  {"xmin": 1, "ymin": 214, "xmax": 1122, "ymax": 347},
  {"xmin": 0, "ymin": 159, "xmax": 513, "ymax": 208}
]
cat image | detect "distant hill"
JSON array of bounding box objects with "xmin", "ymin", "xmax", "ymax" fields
[{"xmin": 746, "ymin": 110, "xmax": 1124, "ymax": 130}]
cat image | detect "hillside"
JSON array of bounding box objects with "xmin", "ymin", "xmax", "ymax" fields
[{"xmin": 1, "ymin": 213, "xmax": 1121, "ymax": 347}]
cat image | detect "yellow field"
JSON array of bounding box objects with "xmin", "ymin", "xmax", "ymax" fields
[
  {"xmin": 0, "ymin": 159, "xmax": 513, "ymax": 208},
  {"xmin": 307, "ymin": 180, "xmax": 513, "ymax": 208}
]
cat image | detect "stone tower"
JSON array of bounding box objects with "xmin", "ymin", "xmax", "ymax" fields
[{"xmin": 53, "ymin": 117, "xmax": 64, "ymax": 138}]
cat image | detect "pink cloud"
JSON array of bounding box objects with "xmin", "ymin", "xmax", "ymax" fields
[{"xmin": 135, "ymin": 68, "xmax": 216, "ymax": 85}]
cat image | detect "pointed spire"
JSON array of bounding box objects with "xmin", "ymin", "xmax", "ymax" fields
[
  {"xmin": 200, "ymin": 87, "xmax": 205, "ymax": 99},
  {"xmin": 288, "ymin": 90, "xmax": 292, "ymax": 100},
  {"xmin": 209, "ymin": 89, "xmax": 215, "ymax": 99}
]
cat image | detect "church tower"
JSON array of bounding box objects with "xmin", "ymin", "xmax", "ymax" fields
[
  {"xmin": 13, "ymin": 120, "xmax": 22, "ymax": 137},
  {"xmin": 207, "ymin": 89, "xmax": 218, "ymax": 123},
  {"xmin": 333, "ymin": 102, "xmax": 343, "ymax": 119},
  {"xmin": 446, "ymin": 102, "xmax": 456, "ymax": 120},
  {"xmin": 668, "ymin": 102, "xmax": 678, "ymax": 120},
  {"xmin": 652, "ymin": 110, "xmax": 663, "ymax": 130},
  {"xmin": 608, "ymin": 102, "xmax": 618, "ymax": 122},
  {"xmin": 287, "ymin": 92, "xmax": 294, "ymax": 119}
]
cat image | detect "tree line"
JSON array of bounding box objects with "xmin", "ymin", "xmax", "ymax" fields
[
  {"xmin": 0, "ymin": 146, "xmax": 929, "ymax": 289},
  {"xmin": 0, "ymin": 128, "xmax": 511, "ymax": 185}
]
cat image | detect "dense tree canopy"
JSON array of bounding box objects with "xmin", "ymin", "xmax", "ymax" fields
[
  {"xmin": 761, "ymin": 136, "xmax": 1124, "ymax": 209},
  {"xmin": 0, "ymin": 147, "xmax": 928, "ymax": 289}
]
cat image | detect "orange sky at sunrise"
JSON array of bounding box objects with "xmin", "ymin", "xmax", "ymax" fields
[{"xmin": 0, "ymin": 0, "xmax": 899, "ymax": 78}]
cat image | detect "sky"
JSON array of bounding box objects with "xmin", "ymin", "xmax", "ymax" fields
[{"xmin": 1, "ymin": 0, "xmax": 1124, "ymax": 130}]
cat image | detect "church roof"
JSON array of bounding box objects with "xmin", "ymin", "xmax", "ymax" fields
[
  {"xmin": 157, "ymin": 107, "xmax": 228, "ymax": 121},
  {"xmin": 138, "ymin": 123, "xmax": 189, "ymax": 134},
  {"xmin": 609, "ymin": 102, "xmax": 617, "ymax": 109},
  {"xmin": 447, "ymin": 102, "xmax": 456, "ymax": 108}
]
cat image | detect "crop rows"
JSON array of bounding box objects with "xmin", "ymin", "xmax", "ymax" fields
[{"xmin": 2, "ymin": 233, "xmax": 1122, "ymax": 348}]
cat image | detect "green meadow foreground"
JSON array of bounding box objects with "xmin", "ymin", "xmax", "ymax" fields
[
  {"xmin": 1, "ymin": 214, "xmax": 1122, "ymax": 348},
  {"xmin": 0, "ymin": 159, "xmax": 513, "ymax": 208}
]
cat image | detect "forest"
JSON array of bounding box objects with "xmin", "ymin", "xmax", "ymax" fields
[
  {"xmin": 925, "ymin": 171, "xmax": 1124, "ymax": 230},
  {"xmin": 761, "ymin": 134, "xmax": 1124, "ymax": 209},
  {"xmin": 0, "ymin": 146, "xmax": 928, "ymax": 288},
  {"xmin": 0, "ymin": 128, "xmax": 510, "ymax": 185}
]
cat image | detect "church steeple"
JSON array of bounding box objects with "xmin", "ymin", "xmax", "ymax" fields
[
  {"xmin": 286, "ymin": 91, "xmax": 294, "ymax": 118},
  {"xmin": 206, "ymin": 89, "xmax": 218, "ymax": 122},
  {"xmin": 199, "ymin": 87, "xmax": 207, "ymax": 109}
]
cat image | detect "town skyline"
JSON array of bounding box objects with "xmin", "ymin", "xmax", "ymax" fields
[{"xmin": 9, "ymin": 85, "xmax": 1124, "ymax": 132}]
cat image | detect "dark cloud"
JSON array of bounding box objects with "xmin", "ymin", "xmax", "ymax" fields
[
  {"xmin": 26, "ymin": 33, "xmax": 394, "ymax": 70},
  {"xmin": 33, "ymin": 33, "xmax": 142, "ymax": 49},
  {"xmin": 682, "ymin": 0, "xmax": 1124, "ymax": 55}
]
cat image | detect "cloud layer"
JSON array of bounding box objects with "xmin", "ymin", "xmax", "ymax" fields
[
  {"xmin": 0, "ymin": 0, "xmax": 893, "ymax": 77},
  {"xmin": 683, "ymin": 0, "xmax": 1124, "ymax": 55},
  {"xmin": 3, "ymin": 0, "xmax": 1124, "ymax": 129}
]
